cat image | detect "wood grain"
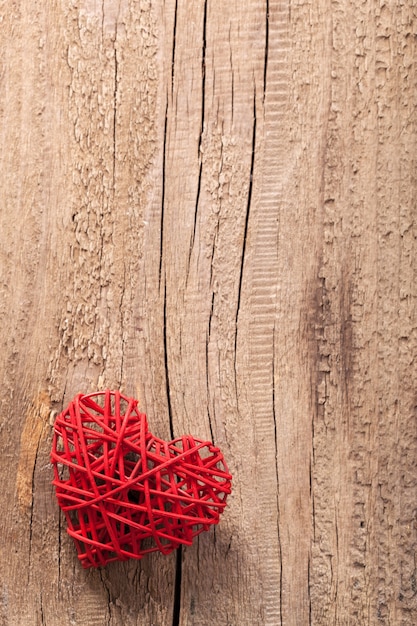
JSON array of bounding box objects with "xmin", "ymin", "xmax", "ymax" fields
[{"xmin": 0, "ymin": 1, "xmax": 415, "ymax": 624}]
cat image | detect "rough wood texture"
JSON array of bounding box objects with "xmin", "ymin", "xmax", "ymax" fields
[{"xmin": 0, "ymin": 1, "xmax": 415, "ymax": 624}]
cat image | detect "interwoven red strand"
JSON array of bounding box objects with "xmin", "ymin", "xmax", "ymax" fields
[{"xmin": 51, "ymin": 390, "xmax": 232, "ymax": 568}]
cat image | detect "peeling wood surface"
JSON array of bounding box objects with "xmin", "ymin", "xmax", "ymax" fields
[{"xmin": 0, "ymin": 1, "xmax": 416, "ymax": 625}]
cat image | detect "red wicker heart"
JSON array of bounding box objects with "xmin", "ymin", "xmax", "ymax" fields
[{"xmin": 51, "ymin": 390, "xmax": 232, "ymax": 568}]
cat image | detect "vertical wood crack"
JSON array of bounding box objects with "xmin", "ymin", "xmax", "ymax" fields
[
  {"xmin": 164, "ymin": 281, "xmax": 174, "ymax": 439},
  {"xmin": 264, "ymin": 0, "xmax": 269, "ymax": 99},
  {"xmin": 234, "ymin": 89, "xmax": 256, "ymax": 365},
  {"xmin": 172, "ymin": 546, "xmax": 183, "ymax": 626},
  {"xmin": 99, "ymin": 569, "xmax": 112, "ymax": 626},
  {"xmin": 186, "ymin": 0, "xmax": 207, "ymax": 280},
  {"xmin": 27, "ymin": 432, "xmax": 43, "ymax": 580},
  {"xmin": 159, "ymin": 102, "xmax": 168, "ymax": 290},
  {"xmin": 40, "ymin": 592, "xmax": 45, "ymax": 626},
  {"xmin": 272, "ymin": 325, "xmax": 283, "ymax": 626},
  {"xmin": 112, "ymin": 23, "xmax": 118, "ymax": 195},
  {"xmin": 171, "ymin": 0, "xmax": 178, "ymax": 96}
]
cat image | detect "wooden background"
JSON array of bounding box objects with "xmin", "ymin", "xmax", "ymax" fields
[{"xmin": 0, "ymin": 1, "xmax": 416, "ymax": 624}]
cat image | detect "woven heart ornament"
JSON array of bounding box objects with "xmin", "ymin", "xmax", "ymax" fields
[{"xmin": 51, "ymin": 390, "xmax": 232, "ymax": 568}]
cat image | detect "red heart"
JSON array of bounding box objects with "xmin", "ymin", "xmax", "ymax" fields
[{"xmin": 51, "ymin": 390, "xmax": 232, "ymax": 568}]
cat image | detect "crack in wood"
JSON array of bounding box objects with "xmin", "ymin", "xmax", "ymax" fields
[
  {"xmin": 172, "ymin": 546, "xmax": 183, "ymax": 626},
  {"xmin": 186, "ymin": 0, "xmax": 207, "ymax": 284},
  {"xmin": 264, "ymin": 0, "xmax": 269, "ymax": 99},
  {"xmin": 272, "ymin": 324, "xmax": 283, "ymax": 626},
  {"xmin": 163, "ymin": 281, "xmax": 174, "ymax": 440},
  {"xmin": 234, "ymin": 89, "xmax": 257, "ymax": 368},
  {"xmin": 170, "ymin": 0, "xmax": 178, "ymax": 96},
  {"xmin": 159, "ymin": 102, "xmax": 169, "ymax": 290}
]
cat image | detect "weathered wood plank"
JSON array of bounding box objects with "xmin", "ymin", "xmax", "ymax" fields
[{"xmin": 0, "ymin": 1, "xmax": 415, "ymax": 625}]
